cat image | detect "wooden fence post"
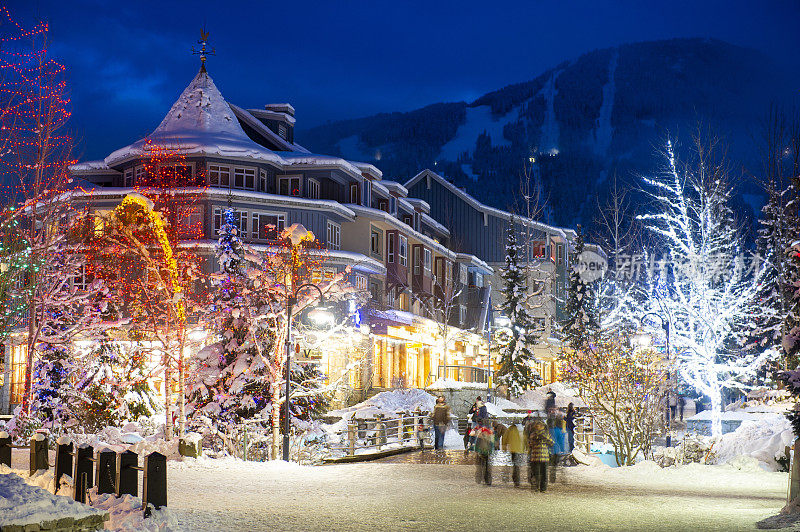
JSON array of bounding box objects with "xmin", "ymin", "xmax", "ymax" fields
[
  {"xmin": 73, "ymin": 445, "xmax": 94, "ymax": 503},
  {"xmin": 53, "ymin": 438, "xmax": 73, "ymax": 493},
  {"xmin": 0, "ymin": 431, "xmax": 11, "ymax": 468},
  {"xmin": 143, "ymin": 452, "xmax": 167, "ymax": 517},
  {"xmin": 29, "ymin": 433, "xmax": 48, "ymax": 476},
  {"xmin": 116, "ymin": 450, "xmax": 138, "ymax": 497},
  {"xmin": 347, "ymin": 421, "xmax": 356, "ymax": 456},
  {"xmin": 96, "ymin": 450, "xmax": 116, "ymax": 495}
]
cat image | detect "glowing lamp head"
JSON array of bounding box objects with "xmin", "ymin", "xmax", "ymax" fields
[
  {"xmin": 631, "ymin": 330, "xmax": 653, "ymax": 348},
  {"xmin": 307, "ymin": 305, "xmax": 335, "ymax": 328}
]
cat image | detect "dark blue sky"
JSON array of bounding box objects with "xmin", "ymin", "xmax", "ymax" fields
[{"xmin": 9, "ymin": 0, "xmax": 800, "ymax": 161}]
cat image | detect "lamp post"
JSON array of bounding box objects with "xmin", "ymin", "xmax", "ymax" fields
[
  {"xmin": 633, "ymin": 312, "xmax": 672, "ymax": 445},
  {"xmin": 283, "ymin": 282, "xmax": 333, "ymax": 462}
]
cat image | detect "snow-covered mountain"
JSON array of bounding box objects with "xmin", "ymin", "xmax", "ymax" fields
[{"xmin": 298, "ymin": 38, "xmax": 797, "ymax": 232}]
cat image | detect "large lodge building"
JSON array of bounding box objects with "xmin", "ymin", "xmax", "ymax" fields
[{"xmin": 0, "ymin": 65, "xmax": 590, "ymax": 413}]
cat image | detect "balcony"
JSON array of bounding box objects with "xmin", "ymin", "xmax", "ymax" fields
[{"xmin": 437, "ymin": 365, "xmax": 491, "ymax": 384}]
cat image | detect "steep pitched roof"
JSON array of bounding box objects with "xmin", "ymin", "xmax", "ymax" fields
[{"xmin": 105, "ymin": 69, "xmax": 285, "ymax": 167}]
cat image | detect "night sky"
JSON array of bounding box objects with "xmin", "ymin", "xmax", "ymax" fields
[{"xmin": 9, "ymin": 0, "xmax": 800, "ymax": 161}]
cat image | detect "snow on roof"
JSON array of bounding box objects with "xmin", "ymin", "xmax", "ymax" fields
[
  {"xmin": 382, "ymin": 181, "xmax": 408, "ymax": 197},
  {"xmin": 69, "ymin": 160, "xmax": 119, "ymax": 174},
  {"xmin": 276, "ymin": 151, "xmax": 368, "ymax": 178},
  {"xmin": 230, "ymin": 104, "xmax": 307, "ymax": 153},
  {"xmin": 404, "ymin": 169, "xmax": 569, "ymax": 240},
  {"xmin": 105, "ymin": 70, "xmax": 286, "ymax": 167}
]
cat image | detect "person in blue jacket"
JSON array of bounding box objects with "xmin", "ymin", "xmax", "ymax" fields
[{"xmin": 548, "ymin": 417, "xmax": 568, "ymax": 482}]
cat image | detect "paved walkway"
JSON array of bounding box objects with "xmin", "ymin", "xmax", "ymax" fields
[
  {"xmin": 377, "ymin": 449, "xmax": 476, "ymax": 465},
  {"xmin": 168, "ymin": 456, "xmax": 786, "ymax": 531}
]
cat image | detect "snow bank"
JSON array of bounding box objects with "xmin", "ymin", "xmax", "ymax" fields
[
  {"xmin": 713, "ymin": 413, "xmax": 794, "ymax": 470},
  {"xmin": 330, "ymin": 389, "xmax": 436, "ymax": 419},
  {"xmin": 0, "ymin": 471, "xmax": 105, "ymax": 527},
  {"xmin": 66, "ymin": 424, "xmax": 179, "ymax": 459},
  {"xmin": 90, "ymin": 491, "xmax": 178, "ymax": 531},
  {"xmin": 686, "ymin": 410, "xmax": 760, "ymax": 421}
]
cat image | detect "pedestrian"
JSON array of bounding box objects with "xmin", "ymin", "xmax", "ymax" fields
[
  {"xmin": 565, "ymin": 403, "xmax": 576, "ymax": 453},
  {"xmin": 502, "ymin": 423, "xmax": 525, "ymax": 487},
  {"xmin": 548, "ymin": 418, "xmax": 568, "ymax": 482},
  {"xmin": 415, "ymin": 407, "xmax": 428, "ymax": 450},
  {"xmin": 430, "ymin": 396, "xmax": 451, "ymax": 450},
  {"xmin": 474, "ymin": 418, "xmax": 494, "ymax": 485},
  {"xmin": 468, "ymin": 396, "xmax": 486, "ymax": 450},
  {"xmin": 545, "ymin": 391, "xmax": 557, "ymax": 418},
  {"xmin": 669, "ymin": 393, "xmax": 678, "ymax": 422},
  {"xmin": 528, "ymin": 420, "xmax": 553, "ymax": 492},
  {"xmin": 678, "ymin": 395, "xmax": 686, "ymax": 421}
]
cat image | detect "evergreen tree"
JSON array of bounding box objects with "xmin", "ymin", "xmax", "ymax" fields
[
  {"xmin": 30, "ymin": 343, "xmax": 81, "ymax": 430},
  {"xmin": 562, "ymin": 225, "xmax": 599, "ymax": 352},
  {"xmin": 493, "ymin": 217, "xmax": 539, "ymax": 397},
  {"xmin": 187, "ymin": 208, "xmax": 275, "ymax": 434}
]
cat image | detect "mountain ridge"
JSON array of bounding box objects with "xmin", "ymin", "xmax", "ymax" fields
[{"xmin": 298, "ymin": 38, "xmax": 797, "ymax": 232}]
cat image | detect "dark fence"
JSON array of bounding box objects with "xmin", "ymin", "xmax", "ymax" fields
[{"xmin": 0, "ymin": 433, "xmax": 167, "ymax": 517}]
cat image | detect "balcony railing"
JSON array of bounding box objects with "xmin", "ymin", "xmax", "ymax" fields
[{"xmin": 437, "ymin": 365, "xmax": 491, "ymax": 384}]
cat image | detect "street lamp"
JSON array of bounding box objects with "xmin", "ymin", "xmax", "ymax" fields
[{"xmin": 283, "ymin": 282, "xmax": 334, "ymax": 462}]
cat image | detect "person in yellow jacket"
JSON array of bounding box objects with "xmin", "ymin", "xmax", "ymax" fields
[{"xmin": 502, "ymin": 424, "xmax": 526, "ymax": 487}]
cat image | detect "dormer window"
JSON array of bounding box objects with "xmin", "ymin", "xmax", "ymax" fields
[
  {"xmin": 413, "ymin": 212, "xmax": 421, "ymax": 232},
  {"xmin": 378, "ymin": 200, "xmax": 388, "ymax": 212},
  {"xmin": 349, "ymin": 183, "xmax": 359, "ymax": 204},
  {"xmin": 278, "ymin": 123, "xmax": 288, "ymax": 139},
  {"xmin": 403, "ymin": 215, "xmax": 413, "ymax": 227},
  {"xmin": 389, "ymin": 196, "xmax": 397, "ymax": 215}
]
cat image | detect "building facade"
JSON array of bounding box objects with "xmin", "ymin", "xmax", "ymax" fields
[{"xmin": 1, "ymin": 65, "xmax": 590, "ymax": 413}]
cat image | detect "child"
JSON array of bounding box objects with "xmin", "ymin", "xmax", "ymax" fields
[
  {"xmin": 474, "ymin": 419, "xmax": 495, "ymax": 485},
  {"xmin": 528, "ymin": 420, "xmax": 554, "ymax": 492}
]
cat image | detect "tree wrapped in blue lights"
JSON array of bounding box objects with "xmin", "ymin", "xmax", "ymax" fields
[{"xmin": 187, "ymin": 208, "xmax": 275, "ymax": 440}]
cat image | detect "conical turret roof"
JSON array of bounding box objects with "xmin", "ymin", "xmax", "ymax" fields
[{"xmin": 105, "ymin": 69, "xmax": 285, "ymax": 166}]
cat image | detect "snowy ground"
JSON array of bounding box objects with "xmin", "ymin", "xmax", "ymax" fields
[{"xmin": 167, "ymin": 454, "xmax": 787, "ymax": 531}]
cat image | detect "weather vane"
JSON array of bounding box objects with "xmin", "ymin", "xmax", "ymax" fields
[{"xmin": 192, "ymin": 28, "xmax": 215, "ymax": 72}]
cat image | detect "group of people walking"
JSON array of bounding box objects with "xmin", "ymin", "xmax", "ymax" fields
[{"xmin": 430, "ymin": 393, "xmax": 578, "ymax": 492}]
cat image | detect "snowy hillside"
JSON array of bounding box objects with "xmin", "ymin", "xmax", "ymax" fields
[{"xmin": 299, "ymin": 38, "xmax": 796, "ymax": 231}]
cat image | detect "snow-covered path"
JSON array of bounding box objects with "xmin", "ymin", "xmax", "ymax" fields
[{"xmin": 169, "ymin": 455, "xmax": 786, "ymax": 531}]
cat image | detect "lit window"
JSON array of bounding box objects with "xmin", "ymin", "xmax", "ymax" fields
[
  {"xmin": 178, "ymin": 205, "xmax": 204, "ymax": 239},
  {"xmin": 251, "ymin": 213, "xmax": 285, "ymax": 240},
  {"xmin": 209, "ymin": 165, "xmax": 230, "ymax": 187},
  {"xmin": 279, "ymin": 176, "xmax": 302, "ymax": 196},
  {"xmin": 308, "ymin": 179, "xmax": 320, "ymax": 199},
  {"xmin": 399, "ymin": 235, "xmax": 407, "ymax": 267},
  {"xmin": 424, "ymin": 249, "xmax": 432, "ymax": 275},
  {"xmin": 354, "ymin": 274, "xmax": 368, "ymax": 291},
  {"xmin": 327, "ymin": 221, "xmax": 341, "ymax": 250}
]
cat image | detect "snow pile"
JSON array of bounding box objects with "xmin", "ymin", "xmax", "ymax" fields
[
  {"xmin": 0, "ymin": 471, "xmax": 105, "ymax": 528},
  {"xmin": 712, "ymin": 413, "xmax": 793, "ymax": 470},
  {"xmin": 66, "ymin": 423, "xmax": 179, "ymax": 459},
  {"xmin": 90, "ymin": 491, "xmax": 178, "ymax": 532},
  {"xmin": 330, "ymin": 389, "xmax": 436, "ymax": 419},
  {"xmin": 652, "ymin": 434, "xmax": 715, "ymax": 467}
]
